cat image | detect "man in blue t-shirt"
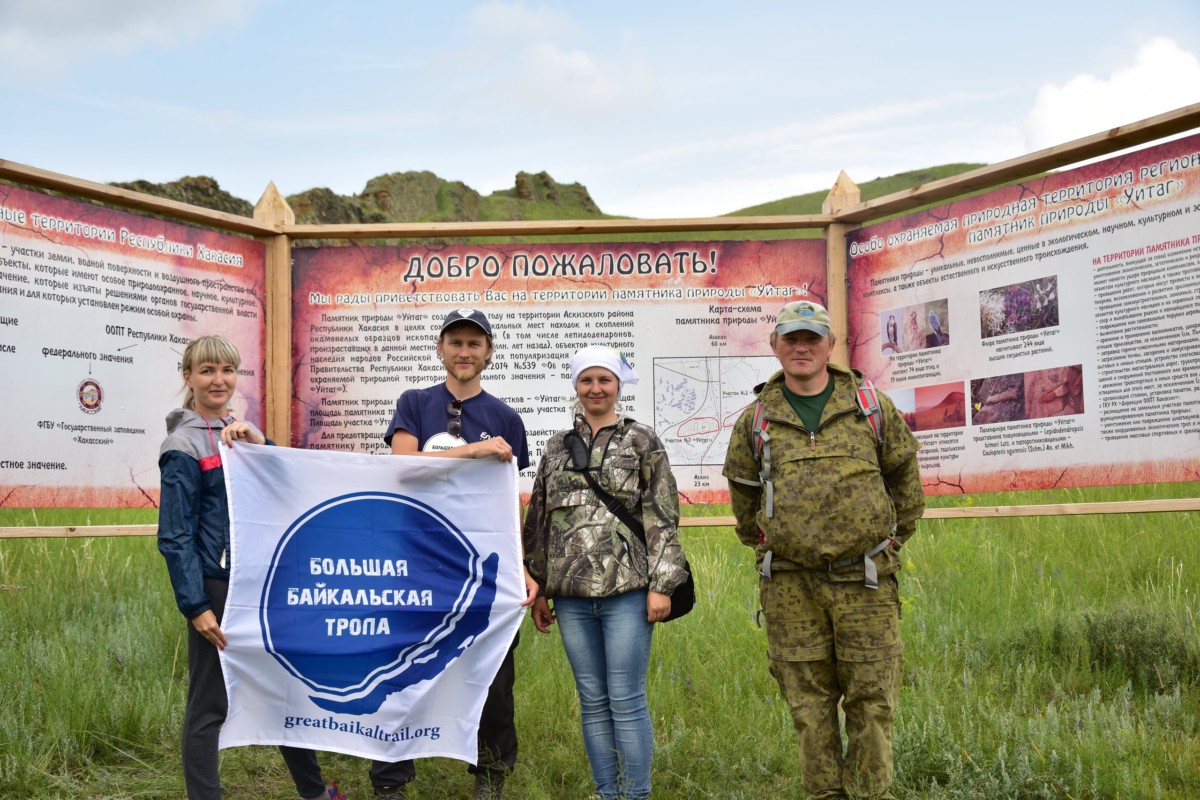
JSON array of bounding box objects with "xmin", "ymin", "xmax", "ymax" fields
[{"xmin": 374, "ymin": 308, "xmax": 534, "ymax": 800}]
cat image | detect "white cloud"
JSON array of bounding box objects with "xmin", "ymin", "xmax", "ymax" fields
[
  {"xmin": 605, "ymin": 170, "xmax": 843, "ymax": 219},
  {"xmin": 452, "ymin": 2, "xmax": 653, "ymax": 118},
  {"xmin": 68, "ymin": 91, "xmax": 432, "ymax": 139},
  {"xmin": 513, "ymin": 42, "xmax": 651, "ymax": 113},
  {"xmin": 1024, "ymin": 37, "xmax": 1200, "ymax": 151},
  {"xmin": 468, "ymin": 1, "xmax": 576, "ymax": 41},
  {"xmin": 600, "ymin": 116, "xmax": 1028, "ymax": 219},
  {"xmin": 620, "ymin": 91, "xmax": 1008, "ymax": 172},
  {"xmin": 0, "ymin": 0, "xmax": 264, "ymax": 76}
]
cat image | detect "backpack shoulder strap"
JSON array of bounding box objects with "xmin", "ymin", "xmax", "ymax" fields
[
  {"xmin": 749, "ymin": 399, "xmax": 775, "ymax": 518},
  {"xmin": 855, "ymin": 377, "xmax": 884, "ymax": 446},
  {"xmin": 855, "ymin": 377, "xmax": 897, "ymax": 532},
  {"xmin": 751, "ymin": 399, "xmax": 769, "ymax": 461}
]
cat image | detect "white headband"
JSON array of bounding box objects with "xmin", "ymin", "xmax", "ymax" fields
[{"xmin": 570, "ymin": 346, "xmax": 639, "ymax": 394}]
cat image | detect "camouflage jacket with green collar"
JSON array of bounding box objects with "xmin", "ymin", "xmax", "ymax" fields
[
  {"xmin": 523, "ymin": 413, "xmax": 687, "ymax": 599},
  {"xmin": 722, "ymin": 364, "xmax": 924, "ymax": 581}
]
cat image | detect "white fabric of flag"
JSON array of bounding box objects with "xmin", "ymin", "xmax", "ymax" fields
[{"xmin": 218, "ymin": 443, "xmax": 524, "ymax": 762}]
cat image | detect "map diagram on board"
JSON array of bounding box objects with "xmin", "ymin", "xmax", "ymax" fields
[{"xmin": 654, "ymin": 356, "xmax": 780, "ymax": 467}]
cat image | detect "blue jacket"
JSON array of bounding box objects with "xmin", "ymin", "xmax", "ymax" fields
[{"xmin": 156, "ymin": 409, "xmax": 263, "ymax": 619}]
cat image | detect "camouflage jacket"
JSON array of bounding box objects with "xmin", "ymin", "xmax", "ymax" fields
[
  {"xmin": 522, "ymin": 414, "xmax": 688, "ymax": 598},
  {"xmin": 722, "ymin": 364, "xmax": 924, "ymax": 581}
]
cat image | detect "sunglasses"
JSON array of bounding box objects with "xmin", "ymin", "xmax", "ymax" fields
[{"xmin": 447, "ymin": 399, "xmax": 462, "ymax": 438}]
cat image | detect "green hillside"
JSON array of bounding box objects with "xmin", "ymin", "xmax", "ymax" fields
[
  {"xmin": 109, "ymin": 163, "xmax": 989, "ymax": 243},
  {"xmin": 285, "ymin": 169, "xmax": 608, "ymax": 225},
  {"xmin": 730, "ymin": 163, "xmax": 985, "ymax": 217},
  {"xmin": 112, "ymin": 170, "xmax": 613, "ymax": 229}
]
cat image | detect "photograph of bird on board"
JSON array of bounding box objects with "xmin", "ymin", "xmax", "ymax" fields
[{"xmin": 880, "ymin": 298, "xmax": 950, "ymax": 355}]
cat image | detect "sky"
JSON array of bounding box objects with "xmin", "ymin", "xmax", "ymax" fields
[{"xmin": 2, "ymin": 1, "xmax": 1200, "ymax": 219}]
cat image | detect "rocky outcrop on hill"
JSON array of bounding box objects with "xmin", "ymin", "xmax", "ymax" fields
[
  {"xmin": 110, "ymin": 175, "xmax": 254, "ymax": 217},
  {"xmin": 111, "ymin": 170, "xmax": 603, "ymax": 225},
  {"xmin": 502, "ymin": 170, "xmax": 599, "ymax": 215}
]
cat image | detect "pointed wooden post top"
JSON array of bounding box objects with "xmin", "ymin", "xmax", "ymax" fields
[
  {"xmin": 822, "ymin": 171, "xmax": 861, "ymax": 215},
  {"xmin": 254, "ymin": 182, "xmax": 295, "ymax": 227}
]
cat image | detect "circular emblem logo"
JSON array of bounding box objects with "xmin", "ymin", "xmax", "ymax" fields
[
  {"xmin": 421, "ymin": 431, "xmax": 468, "ymax": 452},
  {"xmin": 260, "ymin": 492, "xmax": 497, "ymax": 714},
  {"xmin": 77, "ymin": 379, "xmax": 103, "ymax": 414}
]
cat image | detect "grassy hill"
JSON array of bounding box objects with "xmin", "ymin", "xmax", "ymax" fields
[
  {"xmin": 730, "ymin": 163, "xmax": 985, "ymax": 217},
  {"xmin": 111, "ymin": 170, "xmax": 612, "ymax": 230},
  {"xmin": 110, "ymin": 163, "xmax": 988, "ymax": 241},
  {"xmin": 284, "ymin": 169, "xmax": 607, "ymax": 225}
]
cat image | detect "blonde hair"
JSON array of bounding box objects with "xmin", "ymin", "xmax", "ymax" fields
[{"xmin": 181, "ymin": 335, "xmax": 241, "ymax": 411}]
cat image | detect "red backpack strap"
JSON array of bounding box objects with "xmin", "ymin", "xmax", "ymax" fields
[
  {"xmin": 750, "ymin": 400, "xmax": 775, "ymax": 518},
  {"xmin": 855, "ymin": 378, "xmax": 883, "ymax": 445},
  {"xmin": 751, "ymin": 400, "xmax": 768, "ymax": 460}
]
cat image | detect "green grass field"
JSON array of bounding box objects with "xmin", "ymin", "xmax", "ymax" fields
[{"xmin": 1, "ymin": 484, "xmax": 1197, "ymax": 799}]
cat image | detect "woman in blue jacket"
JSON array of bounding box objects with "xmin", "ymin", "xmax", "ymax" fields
[{"xmin": 157, "ymin": 335, "xmax": 343, "ymax": 800}]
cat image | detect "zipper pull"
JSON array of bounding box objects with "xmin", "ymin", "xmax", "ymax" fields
[{"xmin": 809, "ymin": 430, "xmax": 816, "ymax": 449}]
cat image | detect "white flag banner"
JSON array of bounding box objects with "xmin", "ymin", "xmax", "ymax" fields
[{"xmin": 217, "ymin": 443, "xmax": 525, "ymax": 763}]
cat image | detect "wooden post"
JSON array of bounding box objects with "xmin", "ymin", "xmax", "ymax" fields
[
  {"xmin": 253, "ymin": 183, "xmax": 294, "ymax": 445},
  {"xmin": 822, "ymin": 171, "xmax": 861, "ymax": 365}
]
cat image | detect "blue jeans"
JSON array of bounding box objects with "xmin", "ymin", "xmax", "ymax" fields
[{"xmin": 554, "ymin": 590, "xmax": 655, "ymax": 800}]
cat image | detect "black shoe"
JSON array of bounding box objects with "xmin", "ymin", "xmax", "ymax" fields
[{"xmin": 375, "ymin": 785, "xmax": 407, "ymax": 800}]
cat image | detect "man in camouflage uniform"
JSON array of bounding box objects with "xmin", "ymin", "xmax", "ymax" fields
[{"xmin": 723, "ymin": 300, "xmax": 923, "ymax": 800}]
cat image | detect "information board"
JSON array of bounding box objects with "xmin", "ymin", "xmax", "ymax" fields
[
  {"xmin": 0, "ymin": 184, "xmax": 267, "ymax": 507},
  {"xmin": 846, "ymin": 135, "xmax": 1200, "ymax": 494},
  {"xmin": 291, "ymin": 240, "xmax": 826, "ymax": 502}
]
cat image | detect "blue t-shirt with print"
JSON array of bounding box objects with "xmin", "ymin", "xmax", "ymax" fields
[{"xmin": 384, "ymin": 383, "xmax": 531, "ymax": 471}]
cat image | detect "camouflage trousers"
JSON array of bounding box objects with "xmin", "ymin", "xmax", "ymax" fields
[{"xmin": 761, "ymin": 569, "xmax": 903, "ymax": 800}]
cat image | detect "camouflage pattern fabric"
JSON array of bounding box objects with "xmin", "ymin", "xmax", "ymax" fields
[
  {"xmin": 764, "ymin": 570, "xmax": 902, "ymax": 799},
  {"xmin": 722, "ymin": 364, "xmax": 923, "ymax": 579},
  {"xmin": 723, "ymin": 364, "xmax": 921, "ymax": 800},
  {"xmin": 523, "ymin": 414, "xmax": 686, "ymax": 598}
]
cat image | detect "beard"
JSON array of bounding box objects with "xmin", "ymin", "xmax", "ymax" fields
[{"xmin": 448, "ymin": 361, "xmax": 483, "ymax": 382}]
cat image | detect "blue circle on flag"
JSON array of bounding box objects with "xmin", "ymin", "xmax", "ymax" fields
[{"xmin": 259, "ymin": 492, "xmax": 498, "ymax": 714}]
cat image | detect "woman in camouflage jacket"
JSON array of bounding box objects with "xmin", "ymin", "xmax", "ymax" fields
[{"xmin": 522, "ymin": 346, "xmax": 687, "ymax": 800}]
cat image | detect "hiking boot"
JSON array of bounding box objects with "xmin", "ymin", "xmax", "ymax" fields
[
  {"xmin": 374, "ymin": 784, "xmax": 407, "ymax": 800},
  {"xmin": 472, "ymin": 773, "xmax": 505, "ymax": 799}
]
